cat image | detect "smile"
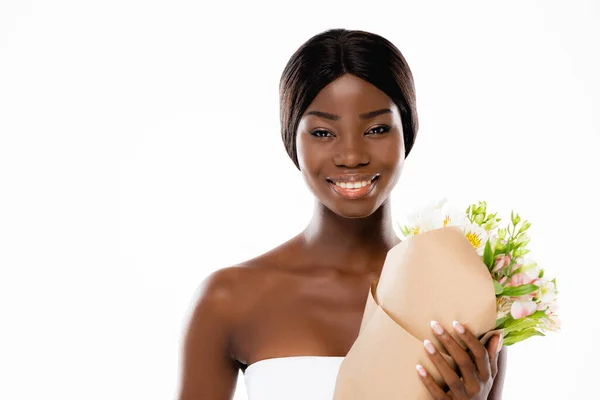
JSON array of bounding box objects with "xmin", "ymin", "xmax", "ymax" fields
[{"xmin": 326, "ymin": 175, "xmax": 379, "ymax": 199}]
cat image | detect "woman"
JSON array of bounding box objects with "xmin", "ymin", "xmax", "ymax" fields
[{"xmin": 178, "ymin": 28, "xmax": 507, "ymax": 400}]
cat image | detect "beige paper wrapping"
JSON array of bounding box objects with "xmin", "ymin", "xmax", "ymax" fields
[{"xmin": 333, "ymin": 226, "xmax": 503, "ymax": 400}]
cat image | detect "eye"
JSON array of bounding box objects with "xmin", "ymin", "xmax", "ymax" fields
[
  {"xmin": 310, "ymin": 129, "xmax": 334, "ymax": 138},
  {"xmin": 366, "ymin": 125, "xmax": 391, "ymax": 135}
]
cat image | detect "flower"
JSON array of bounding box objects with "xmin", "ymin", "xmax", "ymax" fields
[
  {"xmin": 539, "ymin": 302, "xmax": 561, "ymax": 332},
  {"xmin": 519, "ymin": 257, "xmax": 541, "ymax": 280},
  {"xmin": 510, "ymin": 299, "xmax": 537, "ymax": 319},
  {"xmin": 496, "ymin": 296, "xmax": 511, "ymax": 319},
  {"xmin": 463, "ymin": 223, "xmax": 489, "ymax": 256},
  {"xmin": 400, "ymin": 198, "xmax": 467, "ymax": 237},
  {"xmin": 507, "ymin": 272, "xmax": 536, "ymax": 287},
  {"xmin": 398, "ymin": 198, "xmax": 560, "ymax": 346},
  {"xmin": 544, "ymin": 316, "xmax": 561, "ymax": 331},
  {"xmin": 493, "ymin": 254, "xmax": 511, "ymax": 273},
  {"xmin": 546, "ymin": 303, "xmax": 561, "ymax": 330},
  {"xmin": 533, "ymin": 278, "xmax": 558, "ymax": 304}
]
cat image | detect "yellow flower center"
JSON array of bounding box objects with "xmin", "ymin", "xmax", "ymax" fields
[
  {"xmin": 411, "ymin": 226, "xmax": 420, "ymax": 235},
  {"xmin": 443, "ymin": 215, "xmax": 451, "ymax": 227},
  {"xmin": 465, "ymin": 231, "xmax": 482, "ymax": 249}
]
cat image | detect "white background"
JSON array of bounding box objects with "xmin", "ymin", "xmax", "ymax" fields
[{"xmin": 1, "ymin": 1, "xmax": 598, "ymax": 399}]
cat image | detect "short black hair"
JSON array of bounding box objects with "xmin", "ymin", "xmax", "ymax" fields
[{"xmin": 279, "ymin": 28, "xmax": 419, "ymax": 170}]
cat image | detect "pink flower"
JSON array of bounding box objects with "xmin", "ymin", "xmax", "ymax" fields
[
  {"xmin": 493, "ymin": 255, "xmax": 511, "ymax": 272},
  {"xmin": 508, "ymin": 272, "xmax": 536, "ymax": 287},
  {"xmin": 511, "ymin": 299, "xmax": 537, "ymax": 319},
  {"xmin": 510, "ymin": 261, "xmax": 523, "ymax": 274}
]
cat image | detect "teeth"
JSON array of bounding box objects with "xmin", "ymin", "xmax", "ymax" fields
[{"xmin": 334, "ymin": 180, "xmax": 371, "ymax": 189}]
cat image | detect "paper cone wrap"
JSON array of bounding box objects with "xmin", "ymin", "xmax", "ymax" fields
[{"xmin": 333, "ymin": 226, "xmax": 502, "ymax": 399}]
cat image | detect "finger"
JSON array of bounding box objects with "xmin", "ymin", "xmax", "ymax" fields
[
  {"xmin": 416, "ymin": 364, "xmax": 451, "ymax": 400},
  {"xmin": 488, "ymin": 334, "xmax": 503, "ymax": 378},
  {"xmin": 431, "ymin": 321, "xmax": 479, "ymax": 392},
  {"xmin": 423, "ymin": 338, "xmax": 468, "ymax": 399},
  {"xmin": 452, "ymin": 321, "xmax": 491, "ymax": 381}
]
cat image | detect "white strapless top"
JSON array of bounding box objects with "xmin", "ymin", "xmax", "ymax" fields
[{"xmin": 243, "ymin": 356, "xmax": 345, "ymax": 400}]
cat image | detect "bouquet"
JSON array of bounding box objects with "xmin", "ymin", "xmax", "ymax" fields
[
  {"xmin": 333, "ymin": 198, "xmax": 560, "ymax": 399},
  {"xmin": 398, "ymin": 198, "xmax": 560, "ymax": 346}
]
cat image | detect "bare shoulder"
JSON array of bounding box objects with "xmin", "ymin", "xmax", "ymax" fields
[
  {"xmin": 187, "ymin": 235, "xmax": 302, "ymax": 322},
  {"xmin": 177, "ymin": 265, "xmax": 259, "ymax": 400},
  {"xmin": 192, "ymin": 265, "xmax": 249, "ymax": 308},
  {"xmin": 182, "ymin": 264, "xmax": 263, "ymax": 336}
]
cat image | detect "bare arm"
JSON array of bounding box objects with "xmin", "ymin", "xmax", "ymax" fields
[
  {"xmin": 488, "ymin": 347, "xmax": 508, "ymax": 399},
  {"xmin": 177, "ymin": 268, "xmax": 240, "ymax": 400}
]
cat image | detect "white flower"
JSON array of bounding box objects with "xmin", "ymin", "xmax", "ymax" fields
[
  {"xmin": 533, "ymin": 278, "xmax": 558, "ymax": 304},
  {"xmin": 463, "ymin": 223, "xmax": 489, "ymax": 256},
  {"xmin": 440, "ymin": 199, "xmax": 467, "ymax": 228},
  {"xmin": 402, "ymin": 198, "xmax": 467, "ymax": 235},
  {"xmin": 539, "ymin": 303, "xmax": 561, "ymax": 332},
  {"xmin": 521, "ymin": 257, "xmax": 541, "ymax": 281},
  {"xmin": 547, "ymin": 303, "xmax": 561, "ymax": 331}
]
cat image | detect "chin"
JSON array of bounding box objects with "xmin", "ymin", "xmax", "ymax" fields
[{"xmin": 324, "ymin": 201, "xmax": 381, "ymax": 219}]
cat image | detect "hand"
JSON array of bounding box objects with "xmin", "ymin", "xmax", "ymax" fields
[{"xmin": 416, "ymin": 320, "xmax": 503, "ymax": 400}]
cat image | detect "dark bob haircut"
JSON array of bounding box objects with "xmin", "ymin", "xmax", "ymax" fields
[{"xmin": 279, "ymin": 28, "xmax": 419, "ymax": 170}]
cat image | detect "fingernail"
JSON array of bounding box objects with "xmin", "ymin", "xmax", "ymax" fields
[
  {"xmin": 424, "ymin": 339, "xmax": 436, "ymax": 354},
  {"xmin": 416, "ymin": 364, "xmax": 427, "ymax": 377},
  {"xmin": 430, "ymin": 320, "xmax": 444, "ymax": 335},
  {"xmin": 452, "ymin": 320, "xmax": 465, "ymax": 334},
  {"xmin": 496, "ymin": 335, "xmax": 504, "ymax": 353}
]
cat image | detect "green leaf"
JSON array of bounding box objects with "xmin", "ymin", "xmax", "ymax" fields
[
  {"xmin": 515, "ymin": 234, "xmax": 531, "ymax": 247},
  {"xmin": 502, "ymin": 318, "xmax": 539, "ymax": 335},
  {"xmin": 530, "ymin": 310, "xmax": 548, "ymax": 318},
  {"xmin": 503, "ymin": 329, "xmax": 545, "ymax": 346},
  {"xmin": 475, "ymin": 214, "xmax": 485, "ymax": 225},
  {"xmin": 501, "ymin": 284, "xmax": 539, "ymax": 297},
  {"xmin": 493, "ymin": 280, "xmax": 504, "ymax": 295},
  {"xmin": 518, "ymin": 220, "xmax": 531, "ymax": 234},
  {"xmin": 484, "ymin": 240, "xmax": 494, "ymax": 268},
  {"xmin": 495, "ymin": 243, "xmax": 506, "ymax": 254},
  {"xmin": 498, "ymin": 228, "xmax": 507, "ymax": 239},
  {"xmin": 495, "ymin": 315, "xmax": 511, "ymax": 329},
  {"xmin": 513, "ymin": 248, "xmax": 530, "ymax": 257}
]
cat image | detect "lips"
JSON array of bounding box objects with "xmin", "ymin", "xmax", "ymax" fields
[
  {"xmin": 326, "ymin": 174, "xmax": 380, "ymax": 199},
  {"xmin": 326, "ymin": 173, "xmax": 379, "ymax": 184}
]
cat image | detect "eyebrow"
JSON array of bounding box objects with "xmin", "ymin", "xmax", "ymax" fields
[{"xmin": 304, "ymin": 108, "xmax": 392, "ymax": 121}]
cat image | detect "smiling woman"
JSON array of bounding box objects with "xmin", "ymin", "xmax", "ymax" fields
[
  {"xmin": 177, "ymin": 28, "xmax": 506, "ymax": 400},
  {"xmin": 295, "ymin": 74, "xmax": 405, "ymax": 217}
]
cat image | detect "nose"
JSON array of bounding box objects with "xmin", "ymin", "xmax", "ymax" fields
[{"xmin": 332, "ymin": 134, "xmax": 370, "ymax": 168}]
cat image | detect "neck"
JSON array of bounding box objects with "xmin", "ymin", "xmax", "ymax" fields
[{"xmin": 301, "ymin": 199, "xmax": 401, "ymax": 274}]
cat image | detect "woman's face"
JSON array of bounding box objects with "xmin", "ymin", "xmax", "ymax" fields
[{"xmin": 296, "ymin": 73, "xmax": 405, "ymax": 219}]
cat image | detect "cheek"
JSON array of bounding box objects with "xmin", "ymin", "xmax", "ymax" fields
[
  {"xmin": 296, "ymin": 134, "xmax": 326, "ymax": 173},
  {"xmin": 296, "ymin": 134, "xmax": 307, "ymax": 169},
  {"xmin": 379, "ymin": 134, "xmax": 404, "ymax": 171}
]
